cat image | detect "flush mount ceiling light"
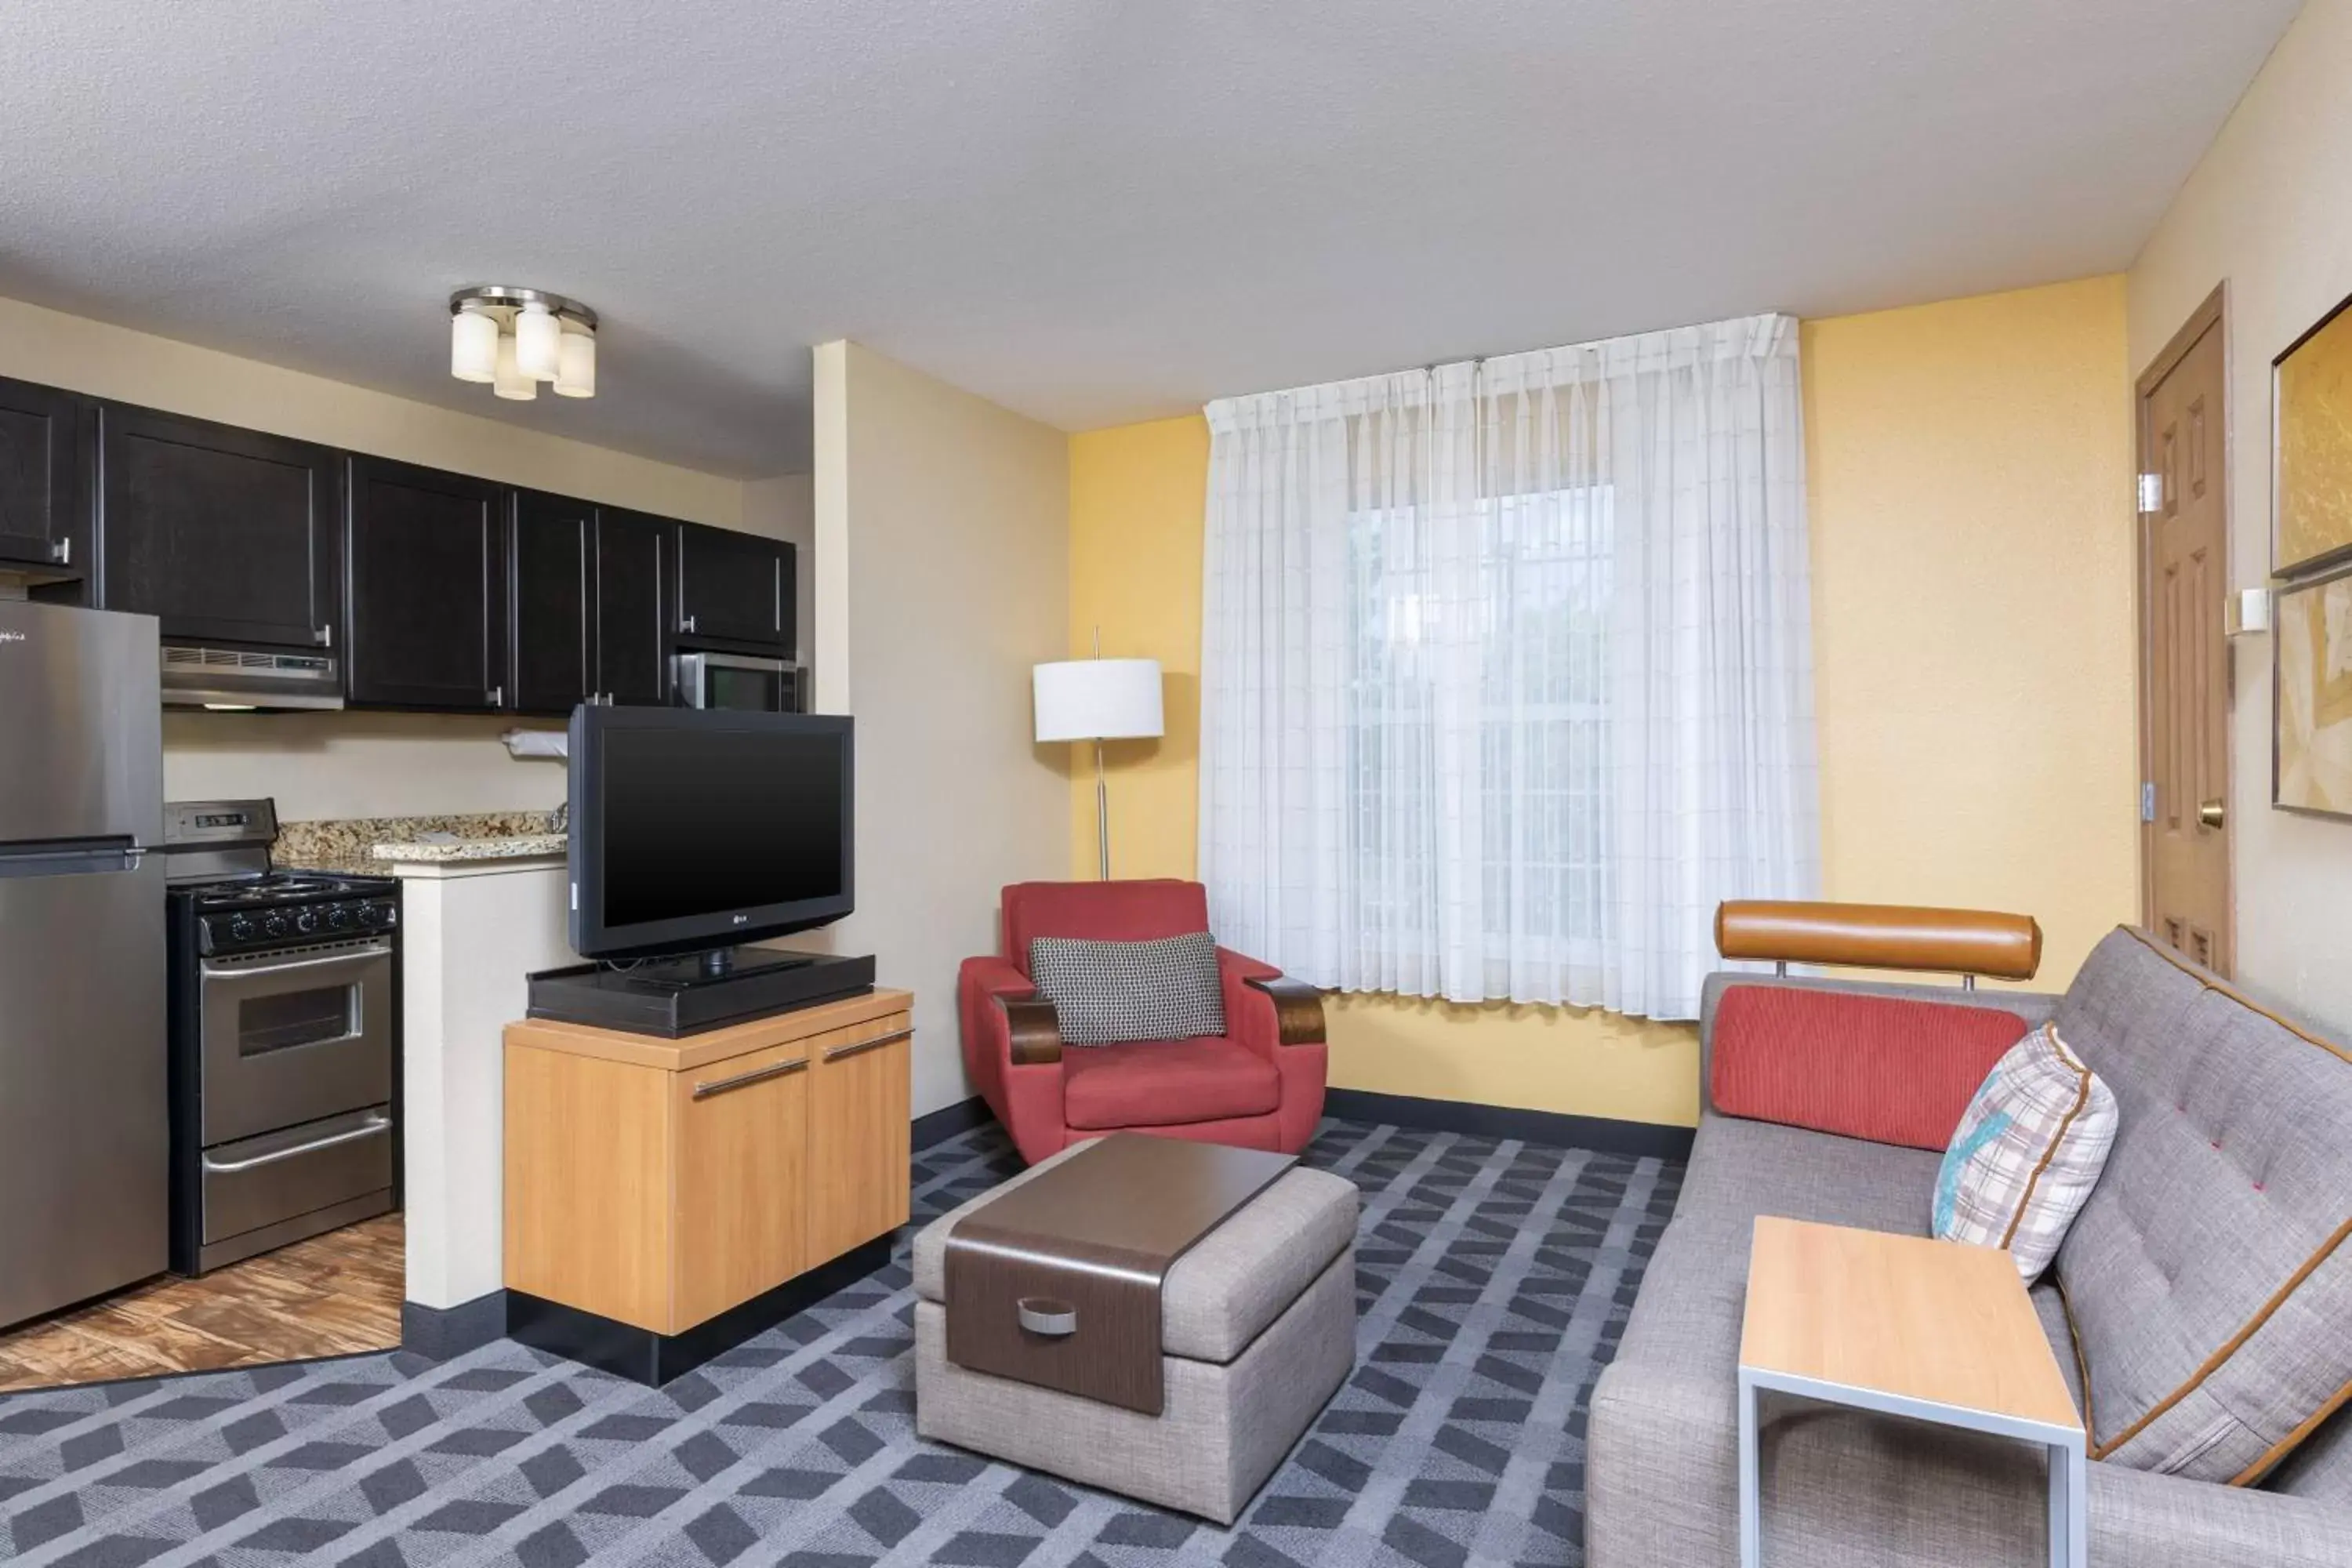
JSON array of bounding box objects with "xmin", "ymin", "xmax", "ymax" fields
[{"xmin": 448, "ymin": 286, "xmax": 597, "ymax": 401}]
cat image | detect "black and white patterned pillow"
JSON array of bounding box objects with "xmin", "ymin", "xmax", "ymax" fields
[{"xmin": 1027, "ymin": 931, "xmax": 1227, "ymax": 1046}]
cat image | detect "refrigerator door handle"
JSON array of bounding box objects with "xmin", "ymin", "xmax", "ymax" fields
[{"xmin": 0, "ymin": 839, "xmax": 147, "ymax": 878}]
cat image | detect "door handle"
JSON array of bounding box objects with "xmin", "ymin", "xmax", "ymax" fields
[
  {"xmin": 488, "ymin": 684, "xmax": 504, "ymax": 708},
  {"xmin": 203, "ymin": 1112, "xmax": 390, "ymax": 1173},
  {"xmin": 691, "ymin": 1054, "xmax": 808, "ymax": 1100},
  {"xmin": 682, "ymin": 614, "xmax": 698, "ymax": 634},
  {"xmin": 823, "ymin": 1025, "xmax": 913, "ymax": 1062},
  {"xmin": 2198, "ymin": 797, "xmax": 2226, "ymax": 830}
]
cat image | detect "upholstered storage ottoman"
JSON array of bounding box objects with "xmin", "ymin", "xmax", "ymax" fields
[{"xmin": 913, "ymin": 1137, "xmax": 1359, "ymax": 1524}]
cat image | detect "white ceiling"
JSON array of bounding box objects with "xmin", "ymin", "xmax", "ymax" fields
[{"xmin": 0, "ymin": 2, "xmax": 2300, "ymax": 477}]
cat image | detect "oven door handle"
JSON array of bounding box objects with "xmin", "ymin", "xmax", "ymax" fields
[
  {"xmin": 200, "ymin": 941, "xmax": 394, "ymax": 978},
  {"xmin": 201, "ymin": 1111, "xmax": 392, "ymax": 1173}
]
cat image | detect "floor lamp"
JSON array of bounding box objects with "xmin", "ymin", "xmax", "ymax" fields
[{"xmin": 1033, "ymin": 655, "xmax": 1164, "ymax": 880}]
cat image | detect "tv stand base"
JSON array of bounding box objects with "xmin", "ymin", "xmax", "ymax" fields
[{"xmin": 527, "ymin": 950, "xmax": 877, "ymax": 1036}]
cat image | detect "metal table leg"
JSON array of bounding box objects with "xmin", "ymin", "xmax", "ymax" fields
[{"xmin": 1738, "ymin": 1367, "xmax": 1762, "ymax": 1568}]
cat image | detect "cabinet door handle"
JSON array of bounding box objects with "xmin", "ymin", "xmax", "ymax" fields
[
  {"xmin": 692, "ymin": 1054, "xmax": 808, "ymax": 1100},
  {"xmin": 488, "ymin": 684, "xmax": 504, "ymax": 707},
  {"xmin": 50, "ymin": 538, "xmax": 70, "ymax": 565},
  {"xmin": 824, "ymin": 1025, "xmax": 914, "ymax": 1062},
  {"xmin": 682, "ymin": 614, "xmax": 698, "ymax": 634},
  {"xmin": 315, "ymin": 623, "xmax": 333, "ymax": 648}
]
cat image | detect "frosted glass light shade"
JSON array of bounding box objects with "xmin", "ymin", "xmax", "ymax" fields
[
  {"xmin": 554, "ymin": 327, "xmax": 596, "ymax": 397},
  {"xmin": 514, "ymin": 303, "xmax": 561, "ymax": 381},
  {"xmin": 1033, "ymin": 659, "xmax": 1163, "ymax": 742},
  {"xmin": 492, "ymin": 332, "xmax": 537, "ymax": 400},
  {"xmin": 449, "ymin": 309, "xmax": 498, "ymax": 383}
]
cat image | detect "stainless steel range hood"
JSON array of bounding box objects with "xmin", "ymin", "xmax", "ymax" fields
[{"xmin": 160, "ymin": 644, "xmax": 344, "ymax": 710}]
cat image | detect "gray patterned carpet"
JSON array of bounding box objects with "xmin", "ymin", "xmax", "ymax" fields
[{"xmin": 0, "ymin": 1118, "xmax": 1681, "ymax": 1567}]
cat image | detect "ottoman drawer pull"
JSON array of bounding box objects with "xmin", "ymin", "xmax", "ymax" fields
[{"xmin": 1017, "ymin": 1297, "xmax": 1078, "ymax": 1337}]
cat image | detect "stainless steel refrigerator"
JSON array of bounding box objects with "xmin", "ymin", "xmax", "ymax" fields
[{"xmin": 0, "ymin": 600, "xmax": 168, "ymax": 1330}]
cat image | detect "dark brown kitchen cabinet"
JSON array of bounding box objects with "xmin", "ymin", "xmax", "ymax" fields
[
  {"xmin": 509, "ymin": 490, "xmax": 594, "ymax": 714},
  {"xmin": 0, "ymin": 376, "xmax": 89, "ymax": 595},
  {"xmin": 346, "ymin": 456, "xmax": 506, "ymax": 710},
  {"xmin": 594, "ymin": 507, "xmax": 672, "ymax": 706},
  {"xmin": 96, "ymin": 404, "xmax": 340, "ymax": 648},
  {"xmin": 675, "ymin": 521, "xmax": 791, "ymax": 650}
]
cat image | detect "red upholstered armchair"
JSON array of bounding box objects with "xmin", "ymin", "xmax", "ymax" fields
[{"xmin": 956, "ymin": 880, "xmax": 1328, "ymax": 1165}]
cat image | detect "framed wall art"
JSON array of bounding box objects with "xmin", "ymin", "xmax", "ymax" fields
[
  {"xmin": 2274, "ymin": 289, "xmax": 2352, "ymax": 578},
  {"xmin": 2274, "ymin": 563, "xmax": 2352, "ymax": 819}
]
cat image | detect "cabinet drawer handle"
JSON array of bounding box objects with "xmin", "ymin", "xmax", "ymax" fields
[
  {"xmin": 824, "ymin": 1025, "xmax": 913, "ymax": 1062},
  {"xmin": 691, "ymin": 1054, "xmax": 808, "ymax": 1099},
  {"xmin": 1018, "ymin": 1297, "xmax": 1077, "ymax": 1337}
]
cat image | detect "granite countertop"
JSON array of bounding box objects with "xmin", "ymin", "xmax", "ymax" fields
[{"xmin": 275, "ymin": 811, "xmax": 566, "ymax": 873}]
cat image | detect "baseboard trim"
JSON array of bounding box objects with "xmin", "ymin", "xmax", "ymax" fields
[
  {"xmin": 506, "ymin": 1235, "xmax": 895, "ymax": 1386},
  {"xmin": 911, "ymin": 1095, "xmax": 993, "ymax": 1149},
  {"xmin": 1323, "ymin": 1088, "xmax": 1695, "ymax": 1160},
  {"xmin": 401, "ymin": 1290, "xmax": 510, "ymax": 1361}
]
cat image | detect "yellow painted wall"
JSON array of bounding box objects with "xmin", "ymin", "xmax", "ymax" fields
[
  {"xmin": 1066, "ymin": 416, "xmax": 1210, "ymax": 878},
  {"xmin": 1805, "ymin": 277, "xmax": 2140, "ymax": 988},
  {"xmin": 1066, "ymin": 278, "xmax": 2140, "ymax": 1128}
]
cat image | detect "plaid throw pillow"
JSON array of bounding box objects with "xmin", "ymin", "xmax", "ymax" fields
[
  {"xmin": 1027, "ymin": 931, "xmax": 1227, "ymax": 1046},
  {"xmin": 1933, "ymin": 1022, "xmax": 2118, "ymax": 1280}
]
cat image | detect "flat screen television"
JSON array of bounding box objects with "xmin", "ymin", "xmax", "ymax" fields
[{"xmin": 567, "ymin": 706, "xmax": 854, "ymax": 962}]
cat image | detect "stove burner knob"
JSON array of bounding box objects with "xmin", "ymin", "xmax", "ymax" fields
[
  {"xmin": 328, "ymin": 905, "xmax": 354, "ymax": 931},
  {"xmin": 262, "ymin": 913, "xmax": 289, "ymax": 938},
  {"xmin": 228, "ymin": 916, "xmax": 256, "ymax": 942},
  {"xmin": 293, "ymin": 909, "xmax": 321, "ymax": 935}
]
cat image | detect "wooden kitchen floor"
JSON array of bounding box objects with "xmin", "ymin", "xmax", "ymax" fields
[{"xmin": 0, "ymin": 1214, "xmax": 404, "ymax": 1394}]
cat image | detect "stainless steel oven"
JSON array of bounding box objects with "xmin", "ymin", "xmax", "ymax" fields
[
  {"xmin": 673, "ymin": 650, "xmax": 803, "ymax": 712},
  {"xmin": 198, "ymin": 938, "xmax": 394, "ymax": 1146},
  {"xmin": 164, "ymin": 798, "xmax": 402, "ymax": 1273}
]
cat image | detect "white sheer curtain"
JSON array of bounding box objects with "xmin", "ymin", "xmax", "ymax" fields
[{"xmin": 1197, "ymin": 313, "xmax": 1817, "ymax": 1021}]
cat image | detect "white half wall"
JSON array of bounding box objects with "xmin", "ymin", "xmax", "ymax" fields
[
  {"xmin": 811, "ymin": 340, "xmax": 1069, "ymax": 1116},
  {"xmin": 2129, "ymin": 0, "xmax": 2352, "ymax": 1036}
]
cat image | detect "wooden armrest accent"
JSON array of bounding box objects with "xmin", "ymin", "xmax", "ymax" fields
[
  {"xmin": 1715, "ymin": 899, "xmax": 2042, "ymax": 982},
  {"xmin": 999, "ymin": 993, "xmax": 1065, "ymax": 1065},
  {"xmin": 1243, "ymin": 975, "xmax": 1327, "ymax": 1047}
]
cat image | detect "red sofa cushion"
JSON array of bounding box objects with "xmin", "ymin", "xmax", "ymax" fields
[
  {"xmin": 1062, "ymin": 1037, "xmax": 1281, "ymax": 1131},
  {"xmin": 1001, "ymin": 880, "xmax": 1210, "ymax": 976},
  {"xmin": 1710, "ymin": 985, "xmax": 2030, "ymax": 1151}
]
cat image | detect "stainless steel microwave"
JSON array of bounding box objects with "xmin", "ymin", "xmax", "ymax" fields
[{"xmin": 673, "ymin": 651, "xmax": 804, "ymax": 713}]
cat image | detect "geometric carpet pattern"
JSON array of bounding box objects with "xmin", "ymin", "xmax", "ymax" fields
[{"xmin": 0, "ymin": 1117, "xmax": 1682, "ymax": 1567}]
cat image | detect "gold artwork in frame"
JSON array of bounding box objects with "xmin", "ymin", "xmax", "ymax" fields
[
  {"xmin": 2274, "ymin": 564, "xmax": 2352, "ymax": 819},
  {"xmin": 2275, "ymin": 291, "xmax": 2352, "ymax": 577}
]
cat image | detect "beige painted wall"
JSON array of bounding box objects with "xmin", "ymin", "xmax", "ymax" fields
[
  {"xmin": 1067, "ymin": 278, "xmax": 2141, "ymax": 1127},
  {"xmin": 0, "ymin": 291, "xmax": 757, "ymax": 821},
  {"xmin": 2129, "ymin": 0, "xmax": 2352, "ymax": 1036},
  {"xmin": 813, "ymin": 340, "xmax": 1071, "ymax": 1116}
]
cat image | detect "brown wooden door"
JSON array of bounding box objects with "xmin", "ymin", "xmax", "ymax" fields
[
  {"xmin": 2139, "ymin": 289, "xmax": 2232, "ymax": 975},
  {"xmin": 805, "ymin": 1012, "xmax": 912, "ymax": 1264},
  {"xmin": 671, "ymin": 1040, "xmax": 808, "ymax": 1331}
]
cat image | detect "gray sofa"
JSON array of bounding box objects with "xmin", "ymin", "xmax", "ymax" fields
[{"xmin": 1587, "ymin": 927, "xmax": 2352, "ymax": 1567}]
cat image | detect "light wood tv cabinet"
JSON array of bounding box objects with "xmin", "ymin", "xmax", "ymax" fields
[{"xmin": 503, "ymin": 987, "xmax": 913, "ymax": 1383}]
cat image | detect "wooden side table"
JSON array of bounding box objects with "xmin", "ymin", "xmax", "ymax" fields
[{"xmin": 1737, "ymin": 1216, "xmax": 2086, "ymax": 1568}]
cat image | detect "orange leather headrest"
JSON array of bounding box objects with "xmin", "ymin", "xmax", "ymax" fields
[{"xmin": 1715, "ymin": 900, "xmax": 2042, "ymax": 981}]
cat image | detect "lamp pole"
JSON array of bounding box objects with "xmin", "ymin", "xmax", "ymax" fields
[{"xmin": 1095, "ymin": 735, "xmax": 1112, "ymax": 880}]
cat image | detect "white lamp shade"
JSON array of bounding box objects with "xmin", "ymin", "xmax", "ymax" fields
[
  {"xmin": 514, "ymin": 303, "xmax": 561, "ymax": 381},
  {"xmin": 449, "ymin": 310, "xmax": 498, "ymax": 382},
  {"xmin": 1033, "ymin": 659, "xmax": 1163, "ymax": 742},
  {"xmin": 554, "ymin": 325, "xmax": 596, "ymax": 397},
  {"xmin": 492, "ymin": 332, "xmax": 537, "ymax": 400}
]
